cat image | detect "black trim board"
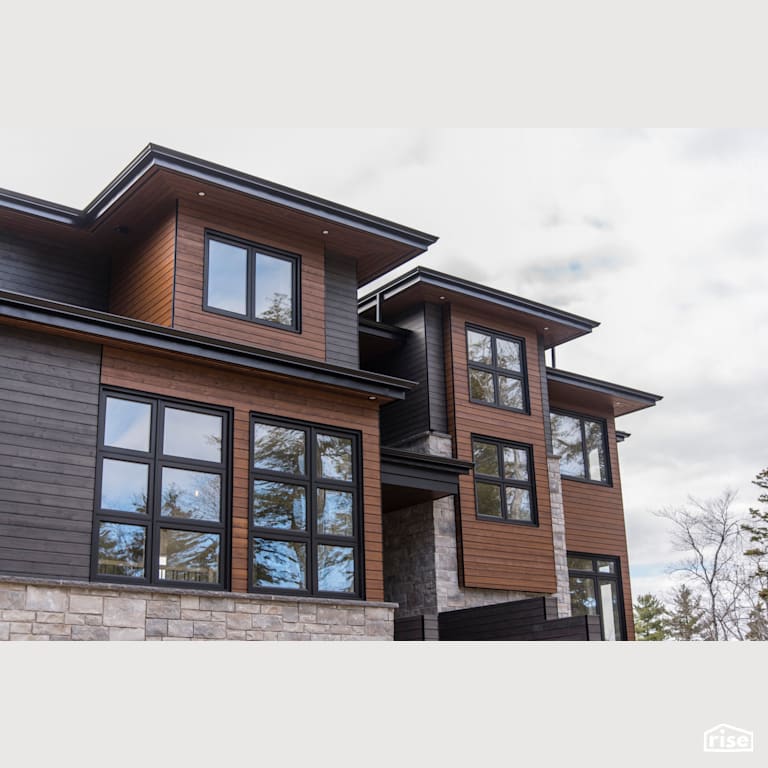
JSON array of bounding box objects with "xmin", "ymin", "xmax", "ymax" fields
[
  {"xmin": 546, "ymin": 367, "xmax": 662, "ymax": 406},
  {"xmin": 381, "ymin": 448, "xmax": 472, "ymax": 495}
]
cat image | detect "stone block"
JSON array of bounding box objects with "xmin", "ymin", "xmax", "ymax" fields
[
  {"xmin": 10, "ymin": 622, "xmax": 32, "ymax": 634},
  {"xmin": 225, "ymin": 630, "xmax": 247, "ymax": 640},
  {"xmin": 193, "ymin": 621, "xmax": 226, "ymax": 639},
  {"xmin": 146, "ymin": 600, "xmax": 180, "ymax": 619},
  {"xmin": 180, "ymin": 596, "xmax": 199, "ymax": 610},
  {"xmin": 365, "ymin": 620, "xmax": 392, "ymax": 638},
  {"xmin": 181, "ymin": 609, "xmax": 211, "ymax": 621},
  {"xmin": 103, "ymin": 598, "xmax": 146, "ymax": 628},
  {"xmin": 167, "ymin": 620, "xmax": 194, "ymax": 638},
  {"xmin": 35, "ymin": 612, "xmax": 65, "ymax": 624},
  {"xmin": 251, "ymin": 614, "xmax": 283, "ymax": 631},
  {"xmin": 11, "ymin": 633, "xmax": 48, "ymax": 641},
  {"xmin": 26, "ymin": 587, "xmax": 68, "ymax": 613},
  {"xmin": 146, "ymin": 619, "xmax": 168, "ymax": 637},
  {"xmin": 65, "ymin": 613, "xmax": 87, "ymax": 625},
  {"xmin": 2, "ymin": 610, "xmax": 33, "ymax": 622},
  {"xmin": 364, "ymin": 607, "xmax": 391, "ymax": 622},
  {"xmin": 0, "ymin": 589, "xmax": 26, "ymax": 610},
  {"xmin": 225, "ymin": 613, "xmax": 251, "ymax": 631},
  {"xmin": 85, "ymin": 615, "xmax": 103, "ymax": 625},
  {"xmin": 234, "ymin": 601, "xmax": 261, "ymax": 614},
  {"xmin": 200, "ymin": 597, "xmax": 233, "ymax": 612},
  {"xmin": 109, "ymin": 627, "xmax": 145, "ymax": 641},
  {"xmin": 0, "ymin": 622, "xmax": 9, "ymax": 641},
  {"xmin": 261, "ymin": 603, "xmax": 283, "ymax": 615},
  {"xmin": 69, "ymin": 594, "xmax": 104, "ymax": 615},
  {"xmin": 298, "ymin": 603, "xmax": 316, "ymax": 620},
  {"xmin": 317, "ymin": 606, "xmax": 342, "ymax": 625},
  {"xmin": 346, "ymin": 609, "xmax": 365, "ymax": 626},
  {"xmin": 281, "ymin": 604, "xmax": 299, "ymax": 623},
  {"xmin": 245, "ymin": 630, "xmax": 264, "ymax": 641},
  {"xmin": 33, "ymin": 623, "xmax": 69, "ymax": 636}
]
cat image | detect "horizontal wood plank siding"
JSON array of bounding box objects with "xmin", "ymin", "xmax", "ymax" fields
[
  {"xmin": 99, "ymin": 346, "xmax": 384, "ymax": 599},
  {"xmin": 173, "ymin": 197, "xmax": 326, "ymax": 360},
  {"xmin": 447, "ymin": 302, "xmax": 557, "ymax": 593},
  {"xmin": 549, "ymin": 395, "xmax": 635, "ymax": 639},
  {"xmin": 0, "ymin": 325, "xmax": 101, "ymax": 580},
  {"xmin": 0, "ymin": 231, "xmax": 108, "ymax": 310},
  {"xmin": 109, "ymin": 206, "xmax": 176, "ymax": 325},
  {"xmin": 424, "ymin": 302, "xmax": 448, "ymax": 435},
  {"xmin": 324, "ymin": 253, "xmax": 359, "ymax": 367}
]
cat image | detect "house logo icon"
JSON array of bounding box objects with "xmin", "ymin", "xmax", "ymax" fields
[{"xmin": 703, "ymin": 724, "xmax": 754, "ymax": 753}]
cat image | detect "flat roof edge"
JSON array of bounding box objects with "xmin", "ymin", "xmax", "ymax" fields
[{"xmin": 547, "ymin": 367, "xmax": 663, "ymax": 405}]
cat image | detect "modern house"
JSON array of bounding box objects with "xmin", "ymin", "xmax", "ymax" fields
[{"xmin": 0, "ymin": 145, "xmax": 660, "ymax": 640}]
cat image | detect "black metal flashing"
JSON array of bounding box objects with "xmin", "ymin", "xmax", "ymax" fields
[
  {"xmin": 546, "ymin": 368, "xmax": 662, "ymax": 407},
  {"xmin": 381, "ymin": 447, "xmax": 473, "ymax": 495},
  {"xmin": 616, "ymin": 430, "xmax": 631, "ymax": 442},
  {"xmin": 358, "ymin": 317, "xmax": 410, "ymax": 341},
  {"xmin": 0, "ymin": 144, "xmax": 439, "ymax": 252},
  {"xmin": 0, "ymin": 290, "xmax": 416, "ymax": 400}
]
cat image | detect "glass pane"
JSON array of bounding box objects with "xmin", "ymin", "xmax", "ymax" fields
[
  {"xmin": 467, "ymin": 330, "xmax": 492, "ymax": 365},
  {"xmin": 207, "ymin": 238, "xmax": 247, "ymax": 314},
  {"xmin": 100, "ymin": 459, "xmax": 148, "ymax": 513},
  {"xmin": 253, "ymin": 423, "xmax": 306, "ymax": 475},
  {"xmin": 472, "ymin": 441, "xmax": 499, "ymax": 477},
  {"xmin": 585, "ymin": 419, "xmax": 608, "ymax": 482},
  {"xmin": 570, "ymin": 576, "xmax": 597, "ymax": 616},
  {"xmin": 104, "ymin": 397, "xmax": 151, "ymax": 452},
  {"xmin": 254, "ymin": 253, "xmax": 293, "ymax": 326},
  {"xmin": 163, "ymin": 408, "xmax": 222, "ymax": 463},
  {"xmin": 498, "ymin": 375, "xmax": 524, "ymax": 409},
  {"xmin": 568, "ymin": 556, "xmax": 593, "ymax": 571},
  {"xmin": 596, "ymin": 559, "xmax": 616, "ymax": 574},
  {"xmin": 318, "ymin": 545, "xmax": 355, "ymax": 593},
  {"xmin": 159, "ymin": 529, "xmax": 220, "ymax": 584},
  {"xmin": 317, "ymin": 489, "xmax": 353, "ymax": 536},
  {"xmin": 97, "ymin": 522, "xmax": 146, "ymax": 577},
  {"xmin": 476, "ymin": 482, "xmax": 502, "ymax": 518},
  {"xmin": 599, "ymin": 579, "xmax": 621, "ymax": 640},
  {"xmin": 495, "ymin": 337, "xmax": 521, "ymax": 372},
  {"xmin": 469, "ymin": 369, "xmax": 495, "ymax": 403},
  {"xmin": 252, "ymin": 481, "xmax": 306, "ymax": 530},
  {"xmin": 505, "ymin": 488, "xmax": 532, "ymax": 522},
  {"xmin": 317, "ymin": 434, "xmax": 353, "ymax": 481},
  {"xmin": 161, "ymin": 467, "xmax": 221, "ymax": 522},
  {"xmin": 502, "ymin": 446, "xmax": 528, "ymax": 480},
  {"xmin": 551, "ymin": 413, "xmax": 586, "ymax": 478},
  {"xmin": 253, "ymin": 538, "xmax": 307, "ymax": 590}
]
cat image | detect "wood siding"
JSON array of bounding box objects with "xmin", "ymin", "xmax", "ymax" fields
[
  {"xmin": 446, "ymin": 302, "xmax": 557, "ymax": 593},
  {"xmin": 173, "ymin": 197, "xmax": 326, "ymax": 360},
  {"xmin": 324, "ymin": 252, "xmax": 359, "ymax": 367},
  {"xmin": 549, "ymin": 395, "xmax": 635, "ymax": 639},
  {"xmin": 0, "ymin": 231, "xmax": 109, "ymax": 310},
  {"xmin": 0, "ymin": 325, "xmax": 101, "ymax": 580},
  {"xmin": 99, "ymin": 346, "xmax": 384, "ymax": 599},
  {"xmin": 109, "ymin": 205, "xmax": 176, "ymax": 325}
]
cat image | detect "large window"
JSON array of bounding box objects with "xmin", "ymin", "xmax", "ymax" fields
[
  {"xmin": 466, "ymin": 325, "xmax": 528, "ymax": 412},
  {"xmin": 472, "ymin": 437, "xmax": 537, "ymax": 525},
  {"xmin": 92, "ymin": 391, "xmax": 229, "ymax": 588},
  {"xmin": 204, "ymin": 231, "xmax": 299, "ymax": 330},
  {"xmin": 550, "ymin": 410, "xmax": 611, "ymax": 484},
  {"xmin": 568, "ymin": 554, "xmax": 625, "ymax": 640},
  {"xmin": 250, "ymin": 416, "xmax": 361, "ymax": 597}
]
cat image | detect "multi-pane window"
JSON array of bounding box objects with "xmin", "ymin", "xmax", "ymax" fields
[
  {"xmin": 472, "ymin": 437, "xmax": 537, "ymax": 525},
  {"xmin": 205, "ymin": 232, "xmax": 299, "ymax": 330},
  {"xmin": 92, "ymin": 391, "xmax": 229, "ymax": 588},
  {"xmin": 466, "ymin": 326, "xmax": 528, "ymax": 412},
  {"xmin": 568, "ymin": 554, "xmax": 625, "ymax": 640},
  {"xmin": 250, "ymin": 416, "xmax": 361, "ymax": 597},
  {"xmin": 550, "ymin": 410, "xmax": 610, "ymax": 484}
]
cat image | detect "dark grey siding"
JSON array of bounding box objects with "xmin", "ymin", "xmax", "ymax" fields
[
  {"xmin": 538, "ymin": 335, "xmax": 553, "ymax": 453},
  {"xmin": 0, "ymin": 325, "xmax": 101, "ymax": 580},
  {"xmin": 0, "ymin": 231, "xmax": 109, "ymax": 310},
  {"xmin": 324, "ymin": 253, "xmax": 359, "ymax": 367},
  {"xmin": 423, "ymin": 302, "xmax": 448, "ymax": 434}
]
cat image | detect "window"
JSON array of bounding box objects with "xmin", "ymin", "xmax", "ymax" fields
[
  {"xmin": 204, "ymin": 232, "xmax": 299, "ymax": 330},
  {"xmin": 466, "ymin": 325, "xmax": 528, "ymax": 412},
  {"xmin": 568, "ymin": 554, "xmax": 625, "ymax": 640},
  {"xmin": 92, "ymin": 390, "xmax": 229, "ymax": 589},
  {"xmin": 472, "ymin": 437, "xmax": 537, "ymax": 525},
  {"xmin": 550, "ymin": 410, "xmax": 611, "ymax": 484},
  {"xmin": 250, "ymin": 416, "xmax": 361, "ymax": 597}
]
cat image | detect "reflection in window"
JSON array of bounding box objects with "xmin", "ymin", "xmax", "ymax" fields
[
  {"xmin": 163, "ymin": 408, "xmax": 222, "ymax": 463},
  {"xmin": 161, "ymin": 467, "xmax": 221, "ymax": 522},
  {"xmin": 207, "ymin": 238, "xmax": 247, "ymax": 315},
  {"xmin": 466, "ymin": 326, "xmax": 527, "ymax": 411},
  {"xmin": 100, "ymin": 459, "xmax": 148, "ymax": 514},
  {"xmin": 568, "ymin": 554, "xmax": 625, "ymax": 640},
  {"xmin": 104, "ymin": 397, "xmax": 151, "ymax": 452},
  {"xmin": 472, "ymin": 438, "xmax": 536, "ymax": 524},
  {"xmin": 251, "ymin": 418, "xmax": 359, "ymax": 596},
  {"xmin": 97, "ymin": 522, "xmax": 146, "ymax": 577},
  {"xmin": 550, "ymin": 411, "xmax": 609, "ymax": 483},
  {"xmin": 254, "ymin": 253, "xmax": 294, "ymax": 326},
  {"xmin": 159, "ymin": 529, "xmax": 220, "ymax": 584}
]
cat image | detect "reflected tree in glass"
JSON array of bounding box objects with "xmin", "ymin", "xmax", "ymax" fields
[
  {"xmin": 550, "ymin": 413, "xmax": 586, "ymax": 477},
  {"xmin": 317, "ymin": 434, "xmax": 353, "ymax": 481},
  {"xmin": 253, "ymin": 481, "xmax": 307, "ymax": 530},
  {"xmin": 159, "ymin": 529, "xmax": 220, "ymax": 584},
  {"xmin": 318, "ymin": 545, "xmax": 354, "ymax": 592},
  {"xmin": 253, "ymin": 423, "xmax": 306, "ymax": 474},
  {"xmin": 161, "ymin": 469, "xmax": 221, "ymax": 521},
  {"xmin": 98, "ymin": 522, "xmax": 146, "ymax": 577},
  {"xmin": 469, "ymin": 369, "xmax": 495, "ymax": 403},
  {"xmin": 253, "ymin": 538, "xmax": 307, "ymax": 590}
]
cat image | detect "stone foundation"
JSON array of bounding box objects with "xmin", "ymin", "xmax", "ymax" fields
[{"xmin": 0, "ymin": 577, "xmax": 395, "ymax": 641}]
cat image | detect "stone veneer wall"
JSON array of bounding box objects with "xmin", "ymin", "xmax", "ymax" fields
[
  {"xmin": 547, "ymin": 455, "xmax": 572, "ymax": 618},
  {"xmin": 0, "ymin": 577, "xmax": 395, "ymax": 641}
]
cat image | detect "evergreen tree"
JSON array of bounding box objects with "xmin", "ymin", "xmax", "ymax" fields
[
  {"xmin": 633, "ymin": 593, "xmax": 668, "ymax": 640},
  {"xmin": 666, "ymin": 584, "xmax": 706, "ymax": 640},
  {"xmin": 746, "ymin": 602, "xmax": 768, "ymax": 641},
  {"xmin": 742, "ymin": 467, "xmax": 768, "ymax": 604}
]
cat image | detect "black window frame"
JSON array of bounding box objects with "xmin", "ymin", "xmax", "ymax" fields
[
  {"xmin": 465, "ymin": 324, "xmax": 529, "ymax": 414},
  {"xmin": 567, "ymin": 552, "xmax": 626, "ymax": 640},
  {"xmin": 249, "ymin": 414, "xmax": 364, "ymax": 599},
  {"xmin": 91, "ymin": 387, "xmax": 232, "ymax": 591},
  {"xmin": 203, "ymin": 230, "xmax": 301, "ymax": 333},
  {"xmin": 471, "ymin": 435, "xmax": 538, "ymax": 526},
  {"xmin": 550, "ymin": 408, "xmax": 612, "ymax": 486}
]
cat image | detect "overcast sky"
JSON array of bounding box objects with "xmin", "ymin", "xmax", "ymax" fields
[{"xmin": 2, "ymin": 4, "xmax": 767, "ymax": 605}]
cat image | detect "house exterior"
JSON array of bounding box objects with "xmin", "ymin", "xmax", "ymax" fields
[{"xmin": 0, "ymin": 145, "xmax": 660, "ymax": 641}]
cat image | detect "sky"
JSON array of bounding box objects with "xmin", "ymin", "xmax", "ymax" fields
[{"xmin": 2, "ymin": 4, "xmax": 767, "ymax": 605}]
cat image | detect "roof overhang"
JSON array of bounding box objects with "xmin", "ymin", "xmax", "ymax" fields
[
  {"xmin": 0, "ymin": 291, "xmax": 415, "ymax": 401},
  {"xmin": 359, "ymin": 267, "xmax": 599, "ymax": 348},
  {"xmin": 0, "ymin": 144, "xmax": 438, "ymax": 285},
  {"xmin": 547, "ymin": 367, "xmax": 662, "ymax": 417}
]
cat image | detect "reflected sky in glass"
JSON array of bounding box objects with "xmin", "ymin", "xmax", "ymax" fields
[
  {"xmin": 161, "ymin": 467, "xmax": 221, "ymax": 521},
  {"xmin": 317, "ymin": 489, "xmax": 353, "ymax": 536},
  {"xmin": 317, "ymin": 434, "xmax": 353, "ymax": 481},
  {"xmin": 254, "ymin": 253, "xmax": 293, "ymax": 325},
  {"xmin": 104, "ymin": 397, "xmax": 151, "ymax": 452},
  {"xmin": 253, "ymin": 538, "xmax": 306, "ymax": 590},
  {"xmin": 318, "ymin": 545, "xmax": 354, "ymax": 592},
  {"xmin": 163, "ymin": 408, "xmax": 222, "ymax": 463},
  {"xmin": 208, "ymin": 239, "xmax": 247, "ymax": 314},
  {"xmin": 97, "ymin": 522, "xmax": 145, "ymax": 577},
  {"xmin": 101, "ymin": 458, "xmax": 148, "ymax": 513}
]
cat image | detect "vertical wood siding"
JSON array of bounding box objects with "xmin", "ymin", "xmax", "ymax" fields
[
  {"xmin": 99, "ymin": 346, "xmax": 384, "ymax": 599},
  {"xmin": 0, "ymin": 325, "xmax": 101, "ymax": 579},
  {"xmin": 324, "ymin": 252, "xmax": 359, "ymax": 367}
]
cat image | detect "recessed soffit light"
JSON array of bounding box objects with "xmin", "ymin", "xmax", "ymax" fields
[{"xmin": 198, "ymin": 191, "xmax": 206, "ymax": 197}]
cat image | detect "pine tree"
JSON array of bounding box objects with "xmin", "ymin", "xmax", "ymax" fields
[
  {"xmin": 742, "ymin": 467, "xmax": 768, "ymax": 604},
  {"xmin": 666, "ymin": 584, "xmax": 706, "ymax": 640},
  {"xmin": 633, "ymin": 593, "xmax": 668, "ymax": 640},
  {"xmin": 746, "ymin": 602, "xmax": 768, "ymax": 641}
]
